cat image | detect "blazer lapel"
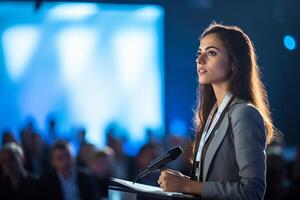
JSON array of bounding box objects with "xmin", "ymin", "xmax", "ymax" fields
[{"xmin": 202, "ymin": 112, "xmax": 229, "ymax": 181}]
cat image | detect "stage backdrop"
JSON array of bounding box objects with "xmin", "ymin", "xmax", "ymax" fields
[{"xmin": 0, "ymin": 2, "xmax": 165, "ymax": 155}]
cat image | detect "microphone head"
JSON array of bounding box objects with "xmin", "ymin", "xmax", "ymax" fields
[{"xmin": 169, "ymin": 146, "xmax": 183, "ymax": 160}]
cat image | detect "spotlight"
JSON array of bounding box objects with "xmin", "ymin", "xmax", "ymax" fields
[{"xmin": 283, "ymin": 35, "xmax": 296, "ymax": 50}]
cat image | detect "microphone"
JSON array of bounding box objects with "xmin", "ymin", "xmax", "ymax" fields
[{"xmin": 133, "ymin": 146, "xmax": 183, "ymax": 183}]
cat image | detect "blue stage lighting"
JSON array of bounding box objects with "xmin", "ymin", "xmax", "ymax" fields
[
  {"xmin": 283, "ymin": 35, "xmax": 296, "ymax": 50},
  {"xmin": 0, "ymin": 2, "xmax": 164, "ymax": 155}
]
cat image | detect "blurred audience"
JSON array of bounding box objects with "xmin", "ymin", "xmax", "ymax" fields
[
  {"xmin": 37, "ymin": 140, "xmax": 97, "ymax": 200},
  {"xmin": 29, "ymin": 133, "xmax": 50, "ymax": 175},
  {"xmin": 46, "ymin": 116, "xmax": 60, "ymax": 145},
  {"xmin": 77, "ymin": 142, "xmax": 96, "ymax": 169},
  {"xmin": 166, "ymin": 134, "xmax": 193, "ymax": 175},
  {"xmin": 77, "ymin": 128, "xmax": 87, "ymax": 148},
  {"xmin": 21, "ymin": 127, "xmax": 50, "ymax": 176},
  {"xmin": 265, "ymin": 155, "xmax": 287, "ymax": 200},
  {"xmin": 129, "ymin": 142, "xmax": 161, "ymax": 186},
  {"xmin": 89, "ymin": 148, "xmax": 114, "ymax": 200},
  {"xmin": 0, "ymin": 117, "xmax": 299, "ymax": 199},
  {"xmin": 285, "ymin": 144, "xmax": 300, "ymax": 199},
  {"xmin": 1, "ymin": 130, "xmax": 17, "ymax": 146},
  {"xmin": 106, "ymin": 127, "xmax": 131, "ymax": 179},
  {"xmin": 0, "ymin": 142, "xmax": 38, "ymax": 200},
  {"xmin": 264, "ymin": 132, "xmax": 287, "ymax": 200}
]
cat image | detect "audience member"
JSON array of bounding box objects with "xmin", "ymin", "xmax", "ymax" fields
[
  {"xmin": 0, "ymin": 142, "xmax": 38, "ymax": 200},
  {"xmin": 1, "ymin": 130, "xmax": 17, "ymax": 146},
  {"xmin": 37, "ymin": 140, "xmax": 97, "ymax": 200},
  {"xmin": 89, "ymin": 148, "xmax": 114, "ymax": 199}
]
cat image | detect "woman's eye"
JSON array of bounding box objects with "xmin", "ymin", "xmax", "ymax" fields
[
  {"xmin": 196, "ymin": 51, "xmax": 201, "ymax": 58},
  {"xmin": 207, "ymin": 51, "xmax": 217, "ymax": 56}
]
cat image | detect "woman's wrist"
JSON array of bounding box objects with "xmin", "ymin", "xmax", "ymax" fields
[{"xmin": 182, "ymin": 179, "xmax": 203, "ymax": 196}]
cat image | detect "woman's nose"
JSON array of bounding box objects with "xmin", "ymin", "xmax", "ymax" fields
[{"xmin": 196, "ymin": 53, "xmax": 206, "ymax": 64}]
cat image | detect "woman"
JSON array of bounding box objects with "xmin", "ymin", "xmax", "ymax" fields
[{"xmin": 158, "ymin": 22, "xmax": 274, "ymax": 200}]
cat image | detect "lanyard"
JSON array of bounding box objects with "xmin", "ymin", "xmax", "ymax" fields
[{"xmin": 195, "ymin": 92, "xmax": 233, "ymax": 181}]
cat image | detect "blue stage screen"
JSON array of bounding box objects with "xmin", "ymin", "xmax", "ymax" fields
[{"xmin": 0, "ymin": 2, "xmax": 164, "ymax": 155}]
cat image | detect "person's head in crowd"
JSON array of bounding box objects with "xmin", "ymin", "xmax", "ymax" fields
[
  {"xmin": 47, "ymin": 116, "xmax": 57, "ymax": 132},
  {"xmin": 136, "ymin": 143, "xmax": 160, "ymax": 170},
  {"xmin": 50, "ymin": 140, "xmax": 74, "ymax": 177},
  {"xmin": 1, "ymin": 130, "xmax": 17, "ymax": 146},
  {"xmin": 20, "ymin": 128, "xmax": 33, "ymax": 149},
  {"xmin": 77, "ymin": 142, "xmax": 96, "ymax": 168},
  {"xmin": 24, "ymin": 117, "xmax": 36, "ymax": 132},
  {"xmin": 145, "ymin": 128, "xmax": 158, "ymax": 144},
  {"xmin": 105, "ymin": 124, "xmax": 127, "ymax": 157},
  {"xmin": 0, "ymin": 142, "xmax": 25, "ymax": 177},
  {"xmin": 31, "ymin": 133, "xmax": 46, "ymax": 157},
  {"xmin": 89, "ymin": 148, "xmax": 113, "ymax": 178},
  {"xmin": 77, "ymin": 128, "xmax": 86, "ymax": 146},
  {"xmin": 107, "ymin": 133, "xmax": 125, "ymax": 158}
]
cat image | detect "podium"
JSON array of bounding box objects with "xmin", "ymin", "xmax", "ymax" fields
[{"xmin": 109, "ymin": 178, "xmax": 200, "ymax": 200}]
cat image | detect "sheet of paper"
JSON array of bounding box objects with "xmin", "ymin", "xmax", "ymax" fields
[{"xmin": 111, "ymin": 177, "xmax": 194, "ymax": 197}]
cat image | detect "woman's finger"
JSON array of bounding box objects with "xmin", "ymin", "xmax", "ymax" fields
[
  {"xmin": 165, "ymin": 169, "xmax": 178, "ymax": 174},
  {"xmin": 160, "ymin": 170, "xmax": 167, "ymax": 177},
  {"xmin": 160, "ymin": 182, "xmax": 165, "ymax": 190},
  {"xmin": 165, "ymin": 169, "xmax": 181, "ymax": 176}
]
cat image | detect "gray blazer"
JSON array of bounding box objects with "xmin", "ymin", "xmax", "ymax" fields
[{"xmin": 198, "ymin": 98, "xmax": 266, "ymax": 200}]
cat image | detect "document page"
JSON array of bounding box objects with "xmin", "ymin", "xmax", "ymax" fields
[{"xmin": 111, "ymin": 177, "xmax": 195, "ymax": 197}]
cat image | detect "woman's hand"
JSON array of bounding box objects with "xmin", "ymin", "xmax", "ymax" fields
[
  {"xmin": 157, "ymin": 169, "xmax": 190, "ymax": 192},
  {"xmin": 158, "ymin": 169, "xmax": 203, "ymax": 195}
]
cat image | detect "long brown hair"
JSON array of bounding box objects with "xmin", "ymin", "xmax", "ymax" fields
[{"xmin": 193, "ymin": 22, "xmax": 274, "ymax": 156}]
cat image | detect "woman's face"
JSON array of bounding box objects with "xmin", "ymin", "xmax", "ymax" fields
[{"xmin": 196, "ymin": 33, "xmax": 232, "ymax": 85}]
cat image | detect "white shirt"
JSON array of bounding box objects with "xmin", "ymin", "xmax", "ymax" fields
[{"xmin": 58, "ymin": 172, "xmax": 80, "ymax": 200}]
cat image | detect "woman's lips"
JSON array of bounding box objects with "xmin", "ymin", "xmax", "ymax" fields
[{"xmin": 198, "ymin": 68, "xmax": 207, "ymax": 74}]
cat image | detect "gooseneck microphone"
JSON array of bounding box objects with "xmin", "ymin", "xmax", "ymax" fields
[{"xmin": 133, "ymin": 146, "xmax": 183, "ymax": 183}]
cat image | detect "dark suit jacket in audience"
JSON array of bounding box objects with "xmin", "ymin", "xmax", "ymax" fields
[
  {"xmin": 37, "ymin": 168, "xmax": 97, "ymax": 200},
  {"xmin": 0, "ymin": 171, "xmax": 38, "ymax": 200}
]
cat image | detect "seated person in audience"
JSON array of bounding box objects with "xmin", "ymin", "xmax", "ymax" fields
[
  {"xmin": 129, "ymin": 143, "xmax": 160, "ymax": 186},
  {"xmin": 89, "ymin": 148, "xmax": 113, "ymax": 199},
  {"xmin": 285, "ymin": 144, "xmax": 300, "ymax": 199},
  {"xmin": 106, "ymin": 128, "xmax": 131, "ymax": 179},
  {"xmin": 76, "ymin": 142, "xmax": 96, "ymax": 169},
  {"xmin": 37, "ymin": 140, "xmax": 97, "ymax": 200},
  {"xmin": 1, "ymin": 130, "xmax": 17, "ymax": 146},
  {"xmin": 0, "ymin": 142, "xmax": 38, "ymax": 200},
  {"xmin": 24, "ymin": 133, "xmax": 51, "ymax": 176}
]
